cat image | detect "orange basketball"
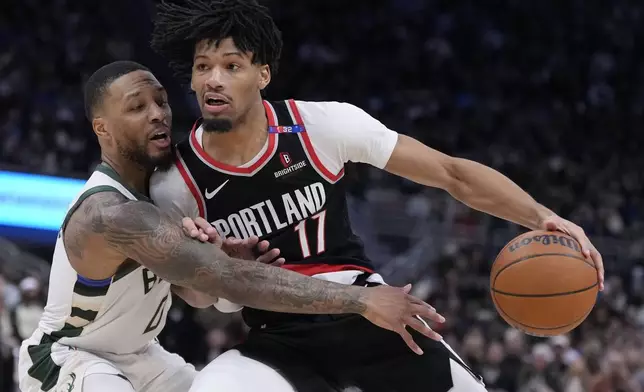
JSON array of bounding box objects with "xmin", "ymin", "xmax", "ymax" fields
[{"xmin": 490, "ymin": 230, "xmax": 598, "ymax": 336}]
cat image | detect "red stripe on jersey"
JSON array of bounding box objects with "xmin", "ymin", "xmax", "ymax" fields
[
  {"xmin": 282, "ymin": 263, "xmax": 373, "ymax": 276},
  {"xmin": 175, "ymin": 153, "xmax": 205, "ymax": 218},
  {"xmin": 188, "ymin": 101, "xmax": 278, "ymax": 175},
  {"xmin": 287, "ymin": 99, "xmax": 345, "ymax": 183}
]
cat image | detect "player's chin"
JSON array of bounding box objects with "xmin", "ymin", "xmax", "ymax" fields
[
  {"xmin": 202, "ymin": 117, "xmax": 234, "ymax": 133},
  {"xmin": 147, "ymin": 145, "xmax": 174, "ymax": 170}
]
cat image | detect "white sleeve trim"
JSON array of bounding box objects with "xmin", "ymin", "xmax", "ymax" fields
[{"xmin": 295, "ymin": 101, "xmax": 399, "ymax": 174}]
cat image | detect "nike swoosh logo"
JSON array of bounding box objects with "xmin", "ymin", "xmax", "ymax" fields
[{"xmin": 205, "ymin": 180, "xmax": 229, "ymax": 200}]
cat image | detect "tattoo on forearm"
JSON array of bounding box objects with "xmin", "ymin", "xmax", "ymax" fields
[{"xmin": 67, "ymin": 192, "xmax": 366, "ymax": 315}]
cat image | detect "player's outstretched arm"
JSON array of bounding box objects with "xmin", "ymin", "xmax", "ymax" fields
[
  {"xmin": 383, "ymin": 134, "xmax": 604, "ymax": 288},
  {"xmin": 68, "ymin": 192, "xmax": 443, "ymax": 353},
  {"xmin": 385, "ymin": 134, "xmax": 551, "ymax": 229},
  {"xmin": 70, "ymin": 191, "xmax": 365, "ymax": 314}
]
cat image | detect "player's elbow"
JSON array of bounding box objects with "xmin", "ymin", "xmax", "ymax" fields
[
  {"xmin": 440, "ymin": 157, "xmax": 476, "ymax": 201},
  {"xmin": 186, "ymin": 298, "xmax": 217, "ymax": 308},
  {"xmin": 172, "ymin": 286, "xmax": 218, "ymax": 308}
]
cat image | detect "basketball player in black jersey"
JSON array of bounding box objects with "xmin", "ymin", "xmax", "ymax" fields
[{"xmin": 149, "ymin": 1, "xmax": 604, "ymax": 391}]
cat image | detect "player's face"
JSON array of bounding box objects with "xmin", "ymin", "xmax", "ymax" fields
[
  {"xmin": 191, "ymin": 37, "xmax": 271, "ymax": 133},
  {"xmin": 99, "ymin": 71, "xmax": 173, "ymax": 170}
]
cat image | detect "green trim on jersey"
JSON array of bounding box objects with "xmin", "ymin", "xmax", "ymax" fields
[
  {"xmin": 60, "ymin": 185, "xmax": 120, "ymax": 233},
  {"xmin": 50, "ymin": 325, "xmax": 84, "ymax": 339},
  {"xmin": 113, "ymin": 258, "xmax": 141, "ymax": 282},
  {"xmin": 29, "ymin": 171, "xmax": 133, "ymax": 390},
  {"xmin": 71, "ymin": 281, "xmax": 110, "ymax": 297},
  {"xmin": 95, "ymin": 163, "xmax": 151, "ymax": 202},
  {"xmin": 28, "ymin": 164, "xmax": 156, "ymax": 390},
  {"xmin": 27, "ymin": 334, "xmax": 61, "ymax": 391},
  {"xmin": 69, "ymin": 307, "xmax": 99, "ymax": 321}
]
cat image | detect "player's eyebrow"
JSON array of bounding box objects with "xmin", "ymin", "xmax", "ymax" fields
[
  {"xmin": 222, "ymin": 51, "xmax": 245, "ymax": 58},
  {"xmin": 123, "ymin": 85, "xmax": 166, "ymax": 99},
  {"xmin": 194, "ymin": 51, "xmax": 247, "ymax": 61}
]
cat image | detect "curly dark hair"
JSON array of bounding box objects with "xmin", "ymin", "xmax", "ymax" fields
[{"xmin": 150, "ymin": 0, "xmax": 283, "ymax": 83}]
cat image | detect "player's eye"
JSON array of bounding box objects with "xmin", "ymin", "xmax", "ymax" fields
[
  {"xmin": 129, "ymin": 104, "xmax": 144, "ymax": 112},
  {"xmin": 195, "ymin": 63, "xmax": 209, "ymax": 72},
  {"xmin": 227, "ymin": 63, "xmax": 240, "ymax": 71}
]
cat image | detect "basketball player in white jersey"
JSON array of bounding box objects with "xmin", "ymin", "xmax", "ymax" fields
[
  {"xmin": 149, "ymin": 1, "xmax": 604, "ymax": 391},
  {"xmin": 17, "ymin": 61, "xmax": 444, "ymax": 392}
]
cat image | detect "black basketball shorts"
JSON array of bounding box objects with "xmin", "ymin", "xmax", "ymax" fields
[{"xmin": 235, "ymin": 313, "xmax": 487, "ymax": 392}]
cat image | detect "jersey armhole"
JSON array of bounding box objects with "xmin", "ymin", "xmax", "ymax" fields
[
  {"xmin": 60, "ymin": 185, "xmax": 125, "ymax": 286},
  {"xmin": 287, "ymin": 99, "xmax": 345, "ymax": 184},
  {"xmin": 60, "ymin": 185, "xmax": 121, "ymax": 234}
]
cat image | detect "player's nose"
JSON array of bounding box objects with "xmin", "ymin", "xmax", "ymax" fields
[
  {"xmin": 205, "ymin": 67, "xmax": 225, "ymax": 90},
  {"xmin": 148, "ymin": 101, "xmax": 168, "ymax": 123}
]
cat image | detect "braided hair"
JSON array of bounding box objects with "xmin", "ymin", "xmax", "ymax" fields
[{"xmin": 151, "ymin": 0, "xmax": 283, "ymax": 83}]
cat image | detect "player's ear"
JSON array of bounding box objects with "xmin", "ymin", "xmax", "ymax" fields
[
  {"xmin": 92, "ymin": 117, "xmax": 109, "ymax": 139},
  {"xmin": 190, "ymin": 75, "xmax": 196, "ymax": 93},
  {"xmin": 258, "ymin": 64, "xmax": 271, "ymax": 91}
]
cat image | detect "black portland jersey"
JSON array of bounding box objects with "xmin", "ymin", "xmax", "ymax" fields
[
  {"xmin": 151, "ymin": 99, "xmax": 400, "ymax": 324},
  {"xmin": 175, "ymin": 100, "xmax": 373, "ymax": 278}
]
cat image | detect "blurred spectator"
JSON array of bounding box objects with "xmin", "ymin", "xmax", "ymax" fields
[
  {"xmin": 0, "ymin": 274, "xmax": 17, "ymax": 391},
  {"xmin": 10, "ymin": 277, "xmax": 44, "ymax": 343}
]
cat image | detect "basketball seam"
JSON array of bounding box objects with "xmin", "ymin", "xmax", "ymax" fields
[
  {"xmin": 491, "ymin": 282, "xmax": 598, "ymax": 297},
  {"xmin": 492, "ymin": 253, "xmax": 597, "ymax": 289},
  {"xmin": 491, "ymin": 290, "xmax": 596, "ymax": 331},
  {"xmin": 492, "ymin": 233, "xmax": 592, "ymax": 273}
]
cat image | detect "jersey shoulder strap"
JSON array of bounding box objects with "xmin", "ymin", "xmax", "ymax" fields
[{"xmin": 266, "ymin": 100, "xmax": 306, "ymax": 133}]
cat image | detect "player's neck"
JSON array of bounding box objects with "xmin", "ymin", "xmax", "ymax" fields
[
  {"xmin": 201, "ymin": 100, "xmax": 268, "ymax": 167},
  {"xmin": 100, "ymin": 155, "xmax": 151, "ymax": 197}
]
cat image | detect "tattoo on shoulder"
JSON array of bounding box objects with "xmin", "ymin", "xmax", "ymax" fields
[{"xmin": 64, "ymin": 191, "xmax": 128, "ymax": 260}]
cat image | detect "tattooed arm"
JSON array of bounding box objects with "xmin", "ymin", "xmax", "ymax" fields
[{"xmin": 66, "ymin": 191, "xmax": 366, "ymax": 315}]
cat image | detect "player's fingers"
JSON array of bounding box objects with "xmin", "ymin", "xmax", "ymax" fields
[
  {"xmin": 406, "ymin": 294, "xmax": 436, "ymax": 310},
  {"xmin": 592, "ymin": 249, "xmax": 605, "ymax": 291},
  {"xmin": 256, "ymin": 240, "xmax": 270, "ymax": 253},
  {"xmin": 270, "ymin": 257, "xmax": 286, "ymax": 266},
  {"xmin": 569, "ymin": 228, "xmax": 591, "ymax": 258},
  {"xmin": 243, "ymin": 236, "xmax": 260, "ymax": 248},
  {"xmin": 181, "ymin": 217, "xmax": 200, "ymax": 237},
  {"xmin": 206, "ymin": 229, "xmax": 223, "ymax": 246},
  {"xmin": 257, "ymin": 248, "xmax": 281, "ymax": 264},
  {"xmin": 400, "ymin": 284, "xmax": 412, "ymax": 294},
  {"xmin": 397, "ymin": 326, "xmax": 423, "ymax": 355},
  {"xmin": 198, "ymin": 229, "xmax": 210, "ymax": 243},
  {"xmin": 410, "ymin": 303, "xmax": 445, "ymax": 325},
  {"xmin": 194, "ymin": 217, "xmax": 213, "ymax": 232},
  {"xmin": 544, "ymin": 220, "xmax": 559, "ymax": 232},
  {"xmin": 405, "ymin": 315, "xmax": 442, "ymax": 341},
  {"xmin": 224, "ymin": 237, "xmax": 242, "ymax": 247}
]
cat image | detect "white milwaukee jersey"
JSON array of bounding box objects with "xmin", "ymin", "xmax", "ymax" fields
[{"xmin": 34, "ymin": 163, "xmax": 171, "ymax": 355}]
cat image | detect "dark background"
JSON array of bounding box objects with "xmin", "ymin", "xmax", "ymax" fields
[{"xmin": 1, "ymin": 0, "xmax": 644, "ymax": 391}]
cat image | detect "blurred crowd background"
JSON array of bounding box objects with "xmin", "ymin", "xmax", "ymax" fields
[{"xmin": 2, "ymin": 0, "xmax": 644, "ymax": 391}]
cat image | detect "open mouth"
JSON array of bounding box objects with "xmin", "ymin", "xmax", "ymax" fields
[
  {"xmin": 206, "ymin": 98, "xmax": 228, "ymax": 106},
  {"xmin": 150, "ymin": 131, "xmax": 168, "ymax": 141},
  {"xmin": 149, "ymin": 130, "xmax": 171, "ymax": 148}
]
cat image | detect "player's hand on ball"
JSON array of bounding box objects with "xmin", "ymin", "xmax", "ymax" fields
[
  {"xmin": 540, "ymin": 215, "xmax": 604, "ymax": 291},
  {"xmin": 361, "ymin": 284, "xmax": 445, "ymax": 355}
]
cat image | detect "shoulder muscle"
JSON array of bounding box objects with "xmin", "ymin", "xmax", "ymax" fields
[{"xmin": 64, "ymin": 191, "xmax": 130, "ymax": 279}]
